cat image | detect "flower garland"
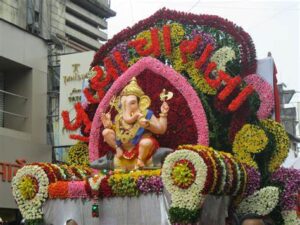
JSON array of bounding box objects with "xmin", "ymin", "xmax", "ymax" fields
[
  {"xmin": 237, "ymin": 186, "xmax": 280, "ymax": 216},
  {"xmin": 233, "ymin": 124, "xmax": 269, "ymax": 168},
  {"xmin": 12, "ymin": 165, "xmax": 49, "ymax": 220},
  {"xmin": 48, "ymin": 181, "xmax": 69, "ymax": 199},
  {"xmin": 136, "ymin": 176, "xmax": 163, "ymax": 194},
  {"xmin": 271, "ymin": 167, "xmax": 300, "ymax": 211},
  {"xmin": 209, "ymin": 150, "xmax": 228, "ymax": 195},
  {"xmin": 177, "ymin": 144, "xmax": 250, "ymax": 197},
  {"xmin": 68, "ymin": 181, "xmax": 89, "ymax": 199},
  {"xmin": 89, "ymin": 57, "xmax": 209, "ymax": 161},
  {"xmin": 244, "ymin": 74, "xmax": 274, "ymax": 119},
  {"xmin": 107, "ymin": 169, "xmax": 162, "ymax": 197},
  {"xmin": 162, "ymin": 150, "xmax": 207, "ymax": 223},
  {"xmin": 30, "ymin": 163, "xmax": 57, "ymax": 183},
  {"xmin": 178, "ymin": 144, "xmax": 217, "ymax": 194},
  {"xmin": 88, "ymin": 174, "xmax": 105, "ymax": 193},
  {"xmin": 99, "ymin": 176, "xmax": 114, "ymax": 198},
  {"xmin": 260, "ymin": 119, "xmax": 290, "ymax": 172}
]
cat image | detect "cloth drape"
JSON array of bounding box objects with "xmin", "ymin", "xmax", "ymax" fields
[{"xmin": 43, "ymin": 193, "xmax": 229, "ymax": 225}]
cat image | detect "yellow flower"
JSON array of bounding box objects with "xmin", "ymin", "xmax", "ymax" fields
[
  {"xmin": 261, "ymin": 119, "xmax": 290, "ymax": 172},
  {"xmin": 233, "ymin": 124, "xmax": 268, "ymax": 153},
  {"xmin": 186, "ymin": 62, "xmax": 217, "ymax": 95},
  {"xmin": 170, "ymin": 23, "xmax": 185, "ymax": 45},
  {"xmin": 233, "ymin": 124, "xmax": 269, "ymax": 168},
  {"xmin": 67, "ymin": 142, "xmax": 89, "ymax": 166},
  {"xmin": 136, "ymin": 30, "xmax": 152, "ymax": 49},
  {"xmin": 18, "ymin": 176, "xmax": 38, "ymax": 200}
]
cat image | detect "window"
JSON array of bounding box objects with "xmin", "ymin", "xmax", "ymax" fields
[{"xmin": 0, "ymin": 57, "xmax": 31, "ymax": 132}]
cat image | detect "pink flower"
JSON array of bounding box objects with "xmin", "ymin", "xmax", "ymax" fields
[
  {"xmin": 89, "ymin": 57, "xmax": 209, "ymax": 161},
  {"xmin": 244, "ymin": 74, "xmax": 274, "ymax": 119},
  {"xmin": 68, "ymin": 181, "xmax": 89, "ymax": 199}
]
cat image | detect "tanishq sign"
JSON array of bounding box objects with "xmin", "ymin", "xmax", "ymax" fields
[{"xmin": 59, "ymin": 51, "xmax": 95, "ymax": 145}]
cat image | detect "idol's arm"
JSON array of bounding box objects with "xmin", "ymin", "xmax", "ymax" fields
[{"xmin": 146, "ymin": 115, "xmax": 167, "ymax": 135}]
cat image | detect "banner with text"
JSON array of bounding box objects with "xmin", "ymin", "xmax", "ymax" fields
[{"xmin": 59, "ymin": 51, "xmax": 95, "ymax": 146}]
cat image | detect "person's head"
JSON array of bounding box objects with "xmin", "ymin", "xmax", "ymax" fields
[
  {"xmin": 240, "ymin": 214, "xmax": 265, "ymax": 225},
  {"xmin": 66, "ymin": 219, "xmax": 78, "ymax": 225}
]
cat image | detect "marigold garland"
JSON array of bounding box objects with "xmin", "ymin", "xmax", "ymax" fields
[{"xmin": 48, "ymin": 181, "xmax": 69, "ymax": 199}]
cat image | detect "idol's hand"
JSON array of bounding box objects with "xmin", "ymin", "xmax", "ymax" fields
[
  {"xmin": 101, "ymin": 113, "xmax": 112, "ymax": 128},
  {"xmin": 160, "ymin": 101, "xmax": 169, "ymax": 114},
  {"xmin": 139, "ymin": 118, "xmax": 150, "ymax": 129}
]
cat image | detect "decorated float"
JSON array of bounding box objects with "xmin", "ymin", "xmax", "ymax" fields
[{"xmin": 12, "ymin": 8, "xmax": 300, "ymax": 225}]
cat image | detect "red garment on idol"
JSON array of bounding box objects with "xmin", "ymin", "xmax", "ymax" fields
[{"xmin": 121, "ymin": 137, "xmax": 159, "ymax": 160}]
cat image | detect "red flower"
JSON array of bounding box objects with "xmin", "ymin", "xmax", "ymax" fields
[
  {"xmin": 48, "ymin": 181, "xmax": 69, "ymax": 199},
  {"xmin": 162, "ymin": 25, "xmax": 172, "ymax": 56},
  {"xmin": 228, "ymin": 85, "xmax": 254, "ymax": 112},
  {"xmin": 91, "ymin": 8, "xmax": 256, "ymax": 76},
  {"xmin": 99, "ymin": 176, "xmax": 114, "ymax": 198},
  {"xmin": 179, "ymin": 35, "xmax": 201, "ymax": 63}
]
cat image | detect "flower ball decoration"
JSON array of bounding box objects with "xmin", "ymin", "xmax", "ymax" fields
[
  {"xmin": 67, "ymin": 142, "xmax": 90, "ymax": 166},
  {"xmin": 12, "ymin": 165, "xmax": 49, "ymax": 220}
]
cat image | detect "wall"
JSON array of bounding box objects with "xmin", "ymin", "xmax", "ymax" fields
[{"xmin": 0, "ymin": 19, "xmax": 51, "ymax": 209}]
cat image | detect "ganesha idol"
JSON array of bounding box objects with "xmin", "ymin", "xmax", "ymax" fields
[{"xmin": 100, "ymin": 77, "xmax": 173, "ymax": 170}]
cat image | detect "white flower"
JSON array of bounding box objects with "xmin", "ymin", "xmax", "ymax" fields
[
  {"xmin": 281, "ymin": 210, "xmax": 300, "ymax": 225},
  {"xmin": 162, "ymin": 150, "xmax": 207, "ymax": 210},
  {"xmin": 210, "ymin": 46, "xmax": 236, "ymax": 71},
  {"xmin": 237, "ymin": 186, "xmax": 280, "ymax": 216},
  {"xmin": 88, "ymin": 174, "xmax": 105, "ymax": 191},
  {"xmin": 12, "ymin": 165, "xmax": 49, "ymax": 220}
]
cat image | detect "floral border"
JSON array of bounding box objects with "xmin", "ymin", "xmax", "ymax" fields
[
  {"xmin": 91, "ymin": 8, "xmax": 256, "ymax": 76},
  {"xmin": 244, "ymin": 74, "xmax": 274, "ymax": 119},
  {"xmin": 89, "ymin": 57, "xmax": 209, "ymax": 161}
]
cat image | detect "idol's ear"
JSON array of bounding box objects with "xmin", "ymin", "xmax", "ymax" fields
[{"xmin": 139, "ymin": 95, "xmax": 151, "ymax": 112}]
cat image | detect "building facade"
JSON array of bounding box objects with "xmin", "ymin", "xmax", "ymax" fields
[
  {"xmin": 0, "ymin": 0, "xmax": 115, "ymax": 222},
  {"xmin": 278, "ymin": 84, "xmax": 300, "ymax": 167}
]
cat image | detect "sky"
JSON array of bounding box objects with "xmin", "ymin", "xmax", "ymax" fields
[{"xmin": 107, "ymin": 0, "xmax": 300, "ymax": 105}]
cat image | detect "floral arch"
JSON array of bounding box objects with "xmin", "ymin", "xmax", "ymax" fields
[{"xmin": 89, "ymin": 56, "xmax": 209, "ymax": 161}]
